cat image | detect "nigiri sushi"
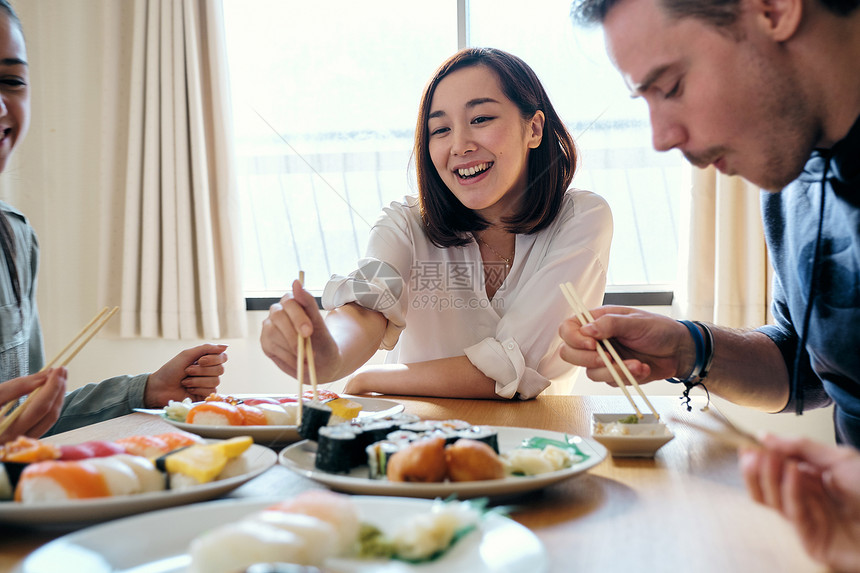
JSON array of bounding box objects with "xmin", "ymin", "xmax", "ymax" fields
[
  {"xmin": 115, "ymin": 431, "xmax": 201, "ymax": 458},
  {"xmin": 59, "ymin": 440, "xmax": 126, "ymax": 461},
  {"xmin": 187, "ymin": 491, "xmax": 358, "ymax": 573},
  {"xmin": 15, "ymin": 459, "xmax": 111, "ymax": 501},
  {"xmin": 256, "ymin": 403, "xmax": 297, "ymax": 426},
  {"xmin": 186, "ymin": 401, "xmax": 245, "ymax": 426},
  {"xmin": 188, "ymin": 520, "xmax": 311, "ymax": 573},
  {"xmin": 267, "ymin": 490, "xmax": 360, "ymax": 556},
  {"xmin": 0, "ymin": 436, "xmax": 60, "ymax": 463},
  {"xmin": 14, "ymin": 454, "xmax": 166, "ymax": 502},
  {"xmin": 237, "ymin": 404, "xmax": 268, "ymax": 426}
]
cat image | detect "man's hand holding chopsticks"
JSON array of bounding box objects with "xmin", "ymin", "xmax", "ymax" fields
[
  {"xmin": 0, "ymin": 368, "xmax": 66, "ymax": 443},
  {"xmin": 558, "ymin": 305, "xmax": 694, "ymax": 385},
  {"xmin": 144, "ymin": 344, "xmax": 228, "ymax": 407}
]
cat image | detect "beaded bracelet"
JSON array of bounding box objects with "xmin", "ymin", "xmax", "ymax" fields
[
  {"xmin": 667, "ymin": 320, "xmax": 706, "ymax": 384},
  {"xmin": 667, "ymin": 320, "xmax": 715, "ymax": 411}
]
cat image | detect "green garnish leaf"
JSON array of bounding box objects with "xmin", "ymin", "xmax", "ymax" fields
[{"xmin": 519, "ymin": 435, "xmax": 588, "ymax": 459}]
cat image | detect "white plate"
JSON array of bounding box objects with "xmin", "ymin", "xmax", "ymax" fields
[
  {"xmin": 591, "ymin": 413, "xmax": 675, "ymax": 457},
  {"xmin": 0, "ymin": 443, "xmax": 277, "ymax": 525},
  {"xmin": 14, "ymin": 496, "xmax": 548, "ymax": 573},
  {"xmin": 135, "ymin": 396, "xmax": 404, "ymax": 446},
  {"xmin": 279, "ymin": 426, "xmax": 607, "ymax": 499}
]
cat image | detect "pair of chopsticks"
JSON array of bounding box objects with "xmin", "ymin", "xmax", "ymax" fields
[
  {"xmin": 559, "ymin": 282, "xmax": 659, "ymax": 420},
  {"xmin": 0, "ymin": 306, "xmax": 119, "ymax": 435},
  {"xmin": 669, "ymin": 409, "xmax": 761, "ymax": 449},
  {"xmin": 295, "ymin": 272, "xmax": 320, "ymax": 424}
]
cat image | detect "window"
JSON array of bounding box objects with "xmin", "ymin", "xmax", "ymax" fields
[{"xmin": 223, "ymin": 0, "xmax": 685, "ymax": 304}]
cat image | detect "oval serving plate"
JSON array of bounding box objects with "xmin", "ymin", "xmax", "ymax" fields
[
  {"xmin": 279, "ymin": 426, "xmax": 607, "ymax": 499},
  {"xmin": 0, "ymin": 443, "xmax": 276, "ymax": 526}
]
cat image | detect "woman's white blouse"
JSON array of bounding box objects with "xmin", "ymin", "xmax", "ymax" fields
[{"xmin": 322, "ymin": 189, "xmax": 612, "ymax": 398}]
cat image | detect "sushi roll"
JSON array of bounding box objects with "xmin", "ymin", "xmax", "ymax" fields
[
  {"xmin": 365, "ymin": 440, "xmax": 401, "ymax": 480},
  {"xmin": 315, "ymin": 425, "xmax": 358, "ymax": 474},
  {"xmin": 385, "ymin": 430, "xmax": 420, "ymax": 446},
  {"xmin": 454, "ymin": 425, "xmax": 499, "ymax": 454},
  {"xmin": 298, "ymin": 401, "xmax": 332, "ymax": 441},
  {"xmin": 358, "ymin": 419, "xmax": 401, "ymax": 446}
]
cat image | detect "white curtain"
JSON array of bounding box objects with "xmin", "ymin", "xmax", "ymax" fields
[
  {"xmin": 99, "ymin": 0, "xmax": 245, "ymax": 340},
  {"xmin": 675, "ymin": 166, "xmax": 773, "ymax": 328}
]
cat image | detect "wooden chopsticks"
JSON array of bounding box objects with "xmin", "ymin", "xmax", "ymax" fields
[
  {"xmin": 559, "ymin": 282, "xmax": 659, "ymax": 420},
  {"xmin": 669, "ymin": 409, "xmax": 761, "ymax": 449},
  {"xmin": 295, "ymin": 272, "xmax": 320, "ymax": 425},
  {"xmin": 0, "ymin": 306, "xmax": 119, "ymax": 435}
]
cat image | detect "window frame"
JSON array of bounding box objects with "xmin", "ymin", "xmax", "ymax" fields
[{"xmin": 240, "ymin": 0, "xmax": 676, "ymax": 311}]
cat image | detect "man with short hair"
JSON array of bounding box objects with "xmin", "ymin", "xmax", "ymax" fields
[{"xmin": 561, "ymin": 0, "xmax": 860, "ymax": 569}]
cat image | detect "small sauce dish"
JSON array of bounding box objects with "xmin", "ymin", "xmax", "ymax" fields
[{"xmin": 591, "ymin": 413, "xmax": 674, "ymax": 457}]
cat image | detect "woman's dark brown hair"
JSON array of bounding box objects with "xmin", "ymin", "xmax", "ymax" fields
[{"xmin": 414, "ymin": 47, "xmax": 577, "ymax": 247}]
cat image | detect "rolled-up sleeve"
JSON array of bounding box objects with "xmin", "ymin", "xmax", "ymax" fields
[{"xmin": 464, "ymin": 337, "xmax": 549, "ymax": 399}]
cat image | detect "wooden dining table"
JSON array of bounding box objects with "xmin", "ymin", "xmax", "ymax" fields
[{"xmin": 0, "ymin": 394, "xmax": 826, "ymax": 573}]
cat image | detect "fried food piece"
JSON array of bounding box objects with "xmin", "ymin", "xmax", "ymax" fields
[
  {"xmin": 445, "ymin": 438, "xmax": 505, "ymax": 482},
  {"xmin": 386, "ymin": 437, "xmax": 447, "ymax": 483}
]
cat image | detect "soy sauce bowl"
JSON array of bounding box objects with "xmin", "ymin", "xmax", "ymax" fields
[{"xmin": 590, "ymin": 413, "xmax": 674, "ymax": 458}]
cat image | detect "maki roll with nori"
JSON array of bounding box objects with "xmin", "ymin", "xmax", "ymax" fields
[
  {"xmin": 455, "ymin": 425, "xmax": 499, "ymax": 453},
  {"xmin": 365, "ymin": 440, "xmax": 401, "ymax": 479},
  {"xmin": 315, "ymin": 425, "xmax": 359, "ymax": 473},
  {"xmin": 299, "ymin": 401, "xmax": 332, "ymax": 441}
]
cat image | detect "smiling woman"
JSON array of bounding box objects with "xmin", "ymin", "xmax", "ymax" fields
[{"xmin": 260, "ymin": 47, "xmax": 612, "ymax": 400}]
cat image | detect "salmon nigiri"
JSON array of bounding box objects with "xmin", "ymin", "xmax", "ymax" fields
[{"xmin": 15, "ymin": 460, "xmax": 111, "ymax": 502}]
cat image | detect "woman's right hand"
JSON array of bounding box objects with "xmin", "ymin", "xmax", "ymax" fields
[
  {"xmin": 260, "ymin": 280, "xmax": 343, "ymax": 383},
  {"xmin": 0, "ymin": 367, "xmax": 67, "ymax": 443}
]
